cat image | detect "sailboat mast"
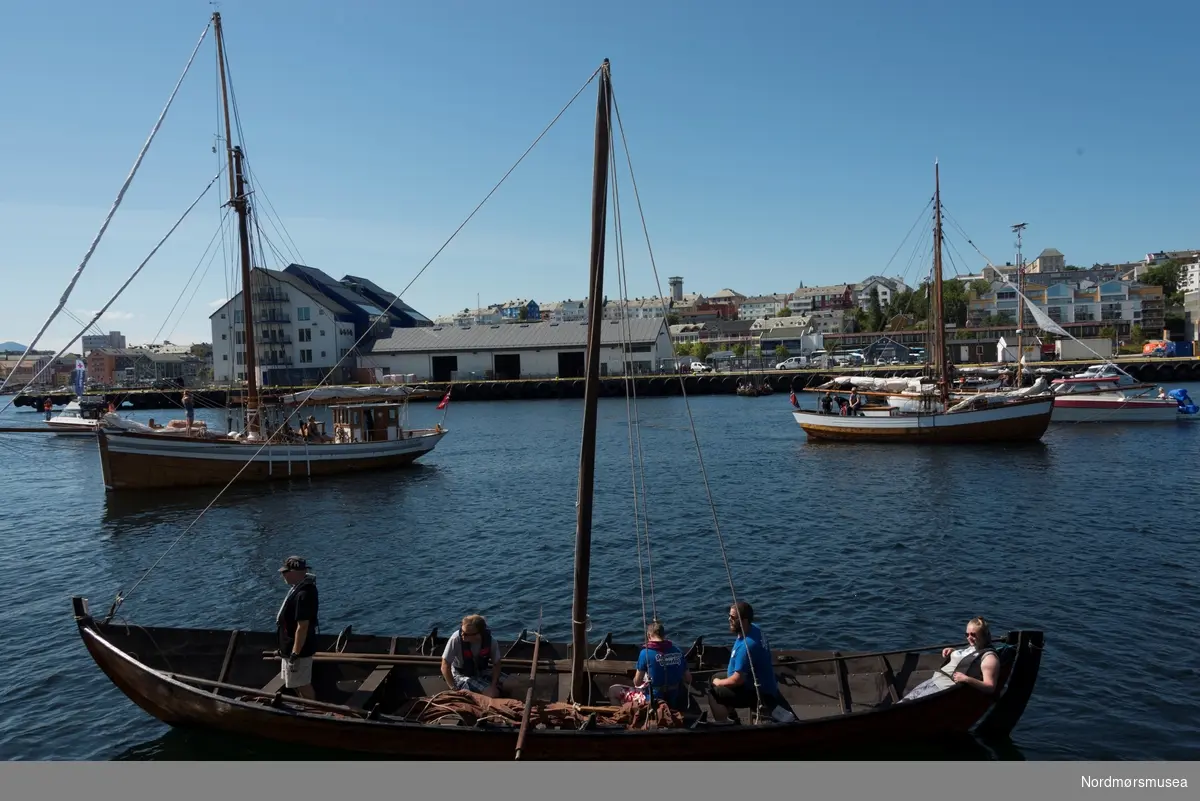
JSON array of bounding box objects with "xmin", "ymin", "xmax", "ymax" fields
[
  {"xmin": 569, "ymin": 59, "xmax": 612, "ymax": 704},
  {"xmin": 932, "ymin": 161, "xmax": 949, "ymax": 405},
  {"xmin": 1012, "ymin": 223, "xmax": 1027, "ymax": 388},
  {"xmin": 213, "ymin": 12, "xmax": 259, "ymax": 436}
]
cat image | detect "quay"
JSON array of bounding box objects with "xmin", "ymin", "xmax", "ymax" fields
[{"xmin": 6, "ymin": 357, "xmax": 1199, "ymax": 412}]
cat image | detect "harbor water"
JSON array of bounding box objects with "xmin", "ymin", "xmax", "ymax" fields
[{"xmin": 1, "ymin": 387, "xmax": 1198, "ymax": 760}]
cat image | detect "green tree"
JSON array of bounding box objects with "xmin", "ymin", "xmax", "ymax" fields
[
  {"xmin": 674, "ymin": 342, "xmax": 693, "ymax": 357},
  {"xmin": 776, "ymin": 307, "xmax": 792, "ymax": 317},
  {"xmin": 518, "ymin": 306, "xmax": 529, "ymax": 321},
  {"xmin": 940, "ymin": 279, "xmax": 969, "ymax": 327},
  {"xmin": 693, "ymin": 341, "xmax": 712, "ymax": 360},
  {"xmin": 968, "ymin": 279, "xmax": 992, "ymax": 298},
  {"xmin": 1130, "ymin": 324, "xmax": 1146, "ymax": 346},
  {"xmin": 868, "ymin": 286, "xmax": 884, "ymax": 331},
  {"xmin": 774, "ymin": 344, "xmax": 789, "ymax": 360},
  {"xmin": 732, "ymin": 343, "xmax": 746, "ymax": 357},
  {"xmin": 666, "ymin": 313, "xmax": 681, "ymax": 326},
  {"xmin": 1099, "ymin": 325, "xmax": 1117, "ymax": 342},
  {"xmin": 1139, "ymin": 260, "xmax": 1183, "ymax": 305}
]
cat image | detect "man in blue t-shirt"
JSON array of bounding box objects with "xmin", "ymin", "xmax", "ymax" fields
[
  {"xmin": 606, "ymin": 620, "xmax": 693, "ymax": 711},
  {"xmin": 708, "ymin": 601, "xmax": 779, "ymax": 723}
]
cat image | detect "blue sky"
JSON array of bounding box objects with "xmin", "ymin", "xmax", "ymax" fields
[{"xmin": 2, "ymin": 0, "xmax": 1197, "ymax": 351}]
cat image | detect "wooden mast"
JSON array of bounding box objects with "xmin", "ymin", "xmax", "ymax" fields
[
  {"xmin": 213, "ymin": 12, "xmax": 259, "ymax": 437},
  {"xmin": 1013, "ymin": 223, "xmax": 1027, "ymax": 388},
  {"xmin": 570, "ymin": 59, "xmax": 612, "ymax": 704},
  {"xmin": 932, "ymin": 161, "xmax": 949, "ymax": 405}
]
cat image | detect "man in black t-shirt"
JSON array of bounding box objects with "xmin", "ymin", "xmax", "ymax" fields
[{"xmin": 275, "ymin": 555, "xmax": 319, "ymax": 699}]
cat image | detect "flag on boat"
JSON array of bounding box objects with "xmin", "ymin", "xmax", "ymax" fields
[
  {"xmin": 437, "ymin": 389, "xmax": 451, "ymax": 410},
  {"xmin": 73, "ymin": 358, "xmax": 86, "ymax": 397}
]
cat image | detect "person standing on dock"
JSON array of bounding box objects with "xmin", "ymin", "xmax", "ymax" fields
[
  {"xmin": 43, "ymin": 398, "xmax": 52, "ymax": 420},
  {"xmin": 275, "ymin": 556, "xmax": 319, "ymax": 700}
]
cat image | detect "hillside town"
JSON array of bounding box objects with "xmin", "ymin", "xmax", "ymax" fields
[{"xmin": 3, "ymin": 248, "xmax": 1198, "ymax": 389}]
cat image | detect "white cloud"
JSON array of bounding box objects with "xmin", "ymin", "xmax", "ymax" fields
[{"xmin": 207, "ymin": 298, "xmax": 228, "ymax": 309}]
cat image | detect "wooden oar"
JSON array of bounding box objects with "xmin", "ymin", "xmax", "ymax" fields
[
  {"xmin": 164, "ymin": 672, "xmax": 402, "ymax": 722},
  {"xmin": 514, "ymin": 607, "xmax": 544, "ymax": 760},
  {"xmin": 261, "ymin": 639, "xmax": 964, "ymax": 673}
]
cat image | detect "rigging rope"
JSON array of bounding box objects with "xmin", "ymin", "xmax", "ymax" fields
[
  {"xmin": 109, "ymin": 64, "xmax": 606, "ymax": 615},
  {"xmin": 0, "ymin": 20, "xmax": 212, "ymax": 397},
  {"xmin": 608, "ymin": 125, "xmax": 657, "ymax": 632},
  {"xmin": 610, "ymin": 87, "xmax": 764, "ymax": 716},
  {"xmin": 1, "ymin": 174, "xmax": 222, "ymax": 415}
]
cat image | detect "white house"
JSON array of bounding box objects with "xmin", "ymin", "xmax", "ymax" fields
[
  {"xmin": 737, "ymin": 294, "xmax": 790, "ymax": 320},
  {"xmin": 540, "ymin": 300, "xmax": 588, "ymax": 322},
  {"xmin": 854, "ymin": 276, "xmax": 908, "ymax": 309},
  {"xmin": 367, "ymin": 317, "xmax": 674, "ymax": 381},
  {"xmin": 211, "ymin": 267, "xmax": 360, "ymax": 386},
  {"xmin": 602, "ymin": 297, "xmax": 671, "ymax": 320}
]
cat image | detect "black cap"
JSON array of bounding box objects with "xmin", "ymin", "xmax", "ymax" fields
[{"xmin": 279, "ymin": 556, "xmax": 308, "ymax": 573}]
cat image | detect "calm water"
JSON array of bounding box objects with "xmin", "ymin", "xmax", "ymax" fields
[{"xmin": 1, "ymin": 386, "xmax": 1198, "ymax": 760}]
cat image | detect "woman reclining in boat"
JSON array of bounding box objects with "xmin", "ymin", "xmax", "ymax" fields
[{"xmin": 899, "ymin": 617, "xmax": 999, "ymax": 702}]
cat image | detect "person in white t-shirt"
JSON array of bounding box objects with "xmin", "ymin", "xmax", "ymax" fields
[{"xmin": 899, "ymin": 617, "xmax": 1000, "ymax": 702}]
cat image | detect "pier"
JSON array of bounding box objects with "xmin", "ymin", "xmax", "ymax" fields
[{"xmin": 6, "ymin": 358, "xmax": 1198, "ymax": 410}]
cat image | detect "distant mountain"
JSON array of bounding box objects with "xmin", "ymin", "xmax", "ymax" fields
[{"xmin": 0, "ymin": 341, "xmax": 28, "ymax": 352}]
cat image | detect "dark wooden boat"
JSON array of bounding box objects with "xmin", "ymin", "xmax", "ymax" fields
[
  {"xmin": 71, "ymin": 598, "xmax": 1043, "ymax": 759},
  {"xmin": 72, "ymin": 25, "xmax": 1046, "ymax": 759}
]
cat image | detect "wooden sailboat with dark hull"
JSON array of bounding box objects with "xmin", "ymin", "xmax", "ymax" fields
[
  {"xmin": 92, "ymin": 12, "xmax": 445, "ymax": 492},
  {"xmin": 72, "ymin": 44, "xmax": 1045, "ymax": 758},
  {"xmin": 791, "ymin": 163, "xmax": 1054, "ymax": 444}
]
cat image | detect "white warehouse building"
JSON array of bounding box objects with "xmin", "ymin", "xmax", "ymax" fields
[{"xmin": 365, "ymin": 318, "xmax": 674, "ymax": 382}]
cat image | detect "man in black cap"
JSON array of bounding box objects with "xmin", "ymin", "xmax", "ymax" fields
[{"xmin": 275, "ymin": 556, "xmax": 319, "ymax": 699}]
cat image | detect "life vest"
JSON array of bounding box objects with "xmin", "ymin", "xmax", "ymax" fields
[
  {"xmin": 458, "ymin": 628, "xmax": 494, "ymax": 677},
  {"xmin": 956, "ymin": 646, "xmax": 997, "ymax": 681}
]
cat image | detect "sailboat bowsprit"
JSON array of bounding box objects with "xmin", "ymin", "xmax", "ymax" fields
[{"xmin": 71, "ymin": 15, "xmax": 1046, "ymax": 759}]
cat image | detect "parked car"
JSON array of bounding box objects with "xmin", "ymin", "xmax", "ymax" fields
[
  {"xmin": 775, "ymin": 356, "xmax": 808, "ymax": 370},
  {"xmin": 689, "ymin": 361, "xmax": 713, "ymax": 373}
]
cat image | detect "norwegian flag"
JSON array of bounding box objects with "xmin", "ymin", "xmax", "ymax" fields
[{"xmin": 436, "ymin": 389, "xmax": 451, "ymax": 410}]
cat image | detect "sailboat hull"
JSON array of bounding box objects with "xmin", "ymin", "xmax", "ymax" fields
[
  {"xmin": 70, "ymin": 598, "xmax": 1043, "ymax": 759},
  {"xmin": 97, "ymin": 428, "xmax": 446, "ymax": 491},
  {"xmin": 793, "ymin": 397, "xmax": 1054, "ymax": 443}
]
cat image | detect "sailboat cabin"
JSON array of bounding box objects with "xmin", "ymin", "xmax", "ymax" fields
[{"xmin": 330, "ymin": 402, "xmax": 408, "ymax": 443}]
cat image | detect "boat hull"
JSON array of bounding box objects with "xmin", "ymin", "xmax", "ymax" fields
[
  {"xmin": 70, "ymin": 598, "xmax": 1043, "ymax": 759},
  {"xmin": 46, "ymin": 420, "xmax": 99, "ymax": 437},
  {"xmin": 97, "ymin": 428, "xmax": 446, "ymax": 491},
  {"xmin": 1050, "ymin": 397, "xmax": 1180, "ymax": 423},
  {"xmin": 793, "ymin": 397, "xmax": 1054, "ymax": 443}
]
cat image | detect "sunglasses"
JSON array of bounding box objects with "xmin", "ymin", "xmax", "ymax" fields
[{"xmin": 965, "ymin": 631, "xmax": 979, "ymax": 638}]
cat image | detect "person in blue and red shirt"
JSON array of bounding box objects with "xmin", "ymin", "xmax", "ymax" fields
[
  {"xmin": 708, "ymin": 600, "xmax": 779, "ymax": 723},
  {"xmin": 607, "ymin": 619, "xmax": 693, "ymax": 711}
]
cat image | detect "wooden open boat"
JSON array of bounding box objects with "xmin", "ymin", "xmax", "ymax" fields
[
  {"xmin": 72, "ymin": 24, "xmax": 1046, "ymax": 759},
  {"xmin": 70, "ymin": 598, "xmax": 1043, "ymax": 759}
]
